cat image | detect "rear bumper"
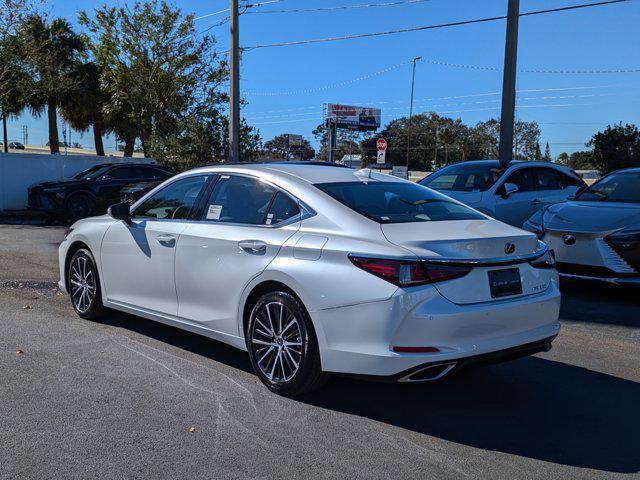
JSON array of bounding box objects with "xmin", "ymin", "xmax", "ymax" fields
[
  {"xmin": 340, "ymin": 336, "xmax": 557, "ymax": 383},
  {"xmin": 312, "ymin": 280, "xmax": 561, "ymax": 377}
]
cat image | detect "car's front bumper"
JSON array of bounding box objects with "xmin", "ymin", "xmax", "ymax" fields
[{"xmin": 311, "ymin": 280, "xmax": 561, "ymax": 379}]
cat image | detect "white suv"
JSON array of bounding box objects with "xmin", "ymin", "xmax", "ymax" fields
[{"xmin": 420, "ymin": 160, "xmax": 586, "ymax": 227}]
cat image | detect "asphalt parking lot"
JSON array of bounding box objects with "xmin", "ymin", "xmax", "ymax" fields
[{"xmin": 1, "ymin": 224, "xmax": 638, "ymax": 480}]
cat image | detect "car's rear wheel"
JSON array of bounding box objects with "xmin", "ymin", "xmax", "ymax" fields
[
  {"xmin": 66, "ymin": 194, "xmax": 95, "ymax": 221},
  {"xmin": 246, "ymin": 291, "xmax": 326, "ymax": 396},
  {"xmin": 68, "ymin": 249, "xmax": 105, "ymax": 320}
]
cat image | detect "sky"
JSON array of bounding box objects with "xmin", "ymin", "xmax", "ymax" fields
[{"xmin": 7, "ymin": 0, "xmax": 640, "ymax": 158}]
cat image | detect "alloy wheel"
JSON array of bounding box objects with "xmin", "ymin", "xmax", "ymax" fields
[
  {"xmin": 250, "ymin": 301, "xmax": 303, "ymax": 383},
  {"xmin": 69, "ymin": 255, "xmax": 96, "ymax": 314}
]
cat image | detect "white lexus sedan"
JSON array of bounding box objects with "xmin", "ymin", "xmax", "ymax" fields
[{"xmin": 58, "ymin": 162, "xmax": 560, "ymax": 395}]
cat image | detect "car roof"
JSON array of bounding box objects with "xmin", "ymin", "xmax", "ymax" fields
[
  {"xmin": 99, "ymin": 162, "xmax": 170, "ymax": 169},
  {"xmin": 184, "ymin": 162, "xmax": 405, "ymax": 185}
]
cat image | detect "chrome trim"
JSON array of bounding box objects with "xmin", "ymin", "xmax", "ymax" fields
[
  {"xmin": 348, "ymin": 245, "xmax": 549, "ymax": 268},
  {"xmin": 398, "ymin": 363, "xmax": 457, "ymax": 383},
  {"xmin": 421, "ymin": 245, "xmax": 549, "ymax": 268}
]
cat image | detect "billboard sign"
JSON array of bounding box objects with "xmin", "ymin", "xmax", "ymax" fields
[
  {"xmin": 287, "ymin": 134, "xmax": 303, "ymax": 147},
  {"xmin": 326, "ymin": 104, "xmax": 381, "ymax": 131}
]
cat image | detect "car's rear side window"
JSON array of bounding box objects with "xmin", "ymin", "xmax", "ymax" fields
[
  {"xmin": 202, "ymin": 175, "xmax": 277, "ymax": 225},
  {"xmin": 315, "ymin": 181, "xmax": 485, "ymax": 224}
]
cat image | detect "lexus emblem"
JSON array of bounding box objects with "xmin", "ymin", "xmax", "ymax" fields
[
  {"xmin": 563, "ymin": 234, "xmax": 577, "ymax": 246},
  {"xmin": 504, "ymin": 242, "xmax": 516, "ymax": 255}
]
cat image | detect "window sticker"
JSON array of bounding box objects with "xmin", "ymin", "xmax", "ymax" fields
[
  {"xmin": 266, "ymin": 213, "xmax": 274, "ymax": 225},
  {"xmin": 221, "ymin": 175, "xmax": 230, "ymax": 179},
  {"xmin": 206, "ymin": 204, "xmax": 223, "ymax": 220}
]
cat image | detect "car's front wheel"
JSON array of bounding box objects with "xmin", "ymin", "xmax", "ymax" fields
[
  {"xmin": 66, "ymin": 194, "xmax": 95, "ymax": 221},
  {"xmin": 68, "ymin": 248, "xmax": 106, "ymax": 320},
  {"xmin": 246, "ymin": 291, "xmax": 325, "ymax": 396}
]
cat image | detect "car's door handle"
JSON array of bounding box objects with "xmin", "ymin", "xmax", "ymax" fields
[
  {"xmin": 531, "ymin": 199, "xmax": 544, "ymax": 205},
  {"xmin": 156, "ymin": 234, "xmax": 176, "ymax": 247},
  {"xmin": 239, "ymin": 240, "xmax": 267, "ymax": 255}
]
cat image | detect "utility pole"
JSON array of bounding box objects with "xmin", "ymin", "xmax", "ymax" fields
[
  {"xmin": 406, "ymin": 56, "xmax": 422, "ymax": 169},
  {"xmin": 2, "ymin": 112, "xmax": 7, "ymax": 153},
  {"xmin": 229, "ymin": 0, "xmax": 240, "ymax": 163},
  {"xmin": 498, "ymin": 0, "xmax": 519, "ymax": 167}
]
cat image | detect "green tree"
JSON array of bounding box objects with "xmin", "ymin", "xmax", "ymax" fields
[
  {"xmin": 312, "ymin": 123, "xmax": 363, "ymax": 162},
  {"xmin": 556, "ymin": 150, "xmax": 595, "ymax": 170},
  {"xmin": 0, "ymin": 0, "xmax": 40, "ymax": 149},
  {"xmin": 18, "ymin": 14, "xmax": 86, "ymax": 154},
  {"xmin": 544, "ymin": 142, "xmax": 552, "ymax": 161},
  {"xmin": 467, "ymin": 119, "xmax": 542, "ymax": 161},
  {"xmin": 264, "ymin": 134, "xmax": 315, "ymax": 160},
  {"xmin": 80, "ymin": 0, "xmax": 224, "ymax": 158},
  {"xmin": 59, "ymin": 61, "xmax": 110, "ymax": 156},
  {"xmin": 588, "ymin": 123, "xmax": 640, "ymax": 174}
]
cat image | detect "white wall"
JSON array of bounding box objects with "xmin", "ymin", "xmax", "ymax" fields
[{"xmin": 0, "ymin": 153, "xmax": 155, "ymax": 211}]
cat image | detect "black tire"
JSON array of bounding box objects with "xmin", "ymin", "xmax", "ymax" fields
[
  {"xmin": 66, "ymin": 194, "xmax": 95, "ymax": 221},
  {"xmin": 246, "ymin": 291, "xmax": 326, "ymax": 396},
  {"xmin": 67, "ymin": 248, "xmax": 106, "ymax": 320}
]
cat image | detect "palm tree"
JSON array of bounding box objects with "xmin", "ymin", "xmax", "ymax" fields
[
  {"xmin": 60, "ymin": 61, "xmax": 110, "ymax": 156},
  {"xmin": 18, "ymin": 15, "xmax": 86, "ymax": 154}
]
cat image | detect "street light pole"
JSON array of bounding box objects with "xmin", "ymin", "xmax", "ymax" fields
[
  {"xmin": 498, "ymin": 0, "xmax": 520, "ymax": 167},
  {"xmin": 229, "ymin": 0, "xmax": 240, "ymax": 163},
  {"xmin": 406, "ymin": 56, "xmax": 422, "ymax": 169}
]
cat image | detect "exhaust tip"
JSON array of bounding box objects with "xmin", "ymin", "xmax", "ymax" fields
[{"xmin": 399, "ymin": 362, "xmax": 457, "ymax": 383}]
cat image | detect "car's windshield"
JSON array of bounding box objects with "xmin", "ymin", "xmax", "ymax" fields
[
  {"xmin": 576, "ymin": 172, "xmax": 640, "ymax": 203},
  {"xmin": 315, "ymin": 181, "xmax": 485, "ymax": 224},
  {"xmin": 73, "ymin": 165, "xmax": 111, "ymax": 180},
  {"xmin": 421, "ymin": 163, "xmax": 503, "ymax": 192}
]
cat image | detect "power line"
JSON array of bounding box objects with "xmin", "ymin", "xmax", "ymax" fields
[
  {"xmin": 242, "ymin": 0, "xmax": 631, "ymax": 50},
  {"xmin": 193, "ymin": 0, "xmax": 285, "ymax": 20},
  {"xmin": 425, "ymin": 58, "xmax": 640, "ymax": 74},
  {"xmin": 244, "ymin": 61, "xmax": 412, "ymax": 95},
  {"xmin": 243, "ymin": 85, "xmax": 620, "ymax": 113},
  {"xmin": 244, "ymin": 0, "xmax": 435, "ymax": 15}
]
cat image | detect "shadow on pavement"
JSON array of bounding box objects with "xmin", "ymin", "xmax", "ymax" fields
[
  {"xmin": 301, "ymin": 357, "xmax": 640, "ymax": 474},
  {"xmin": 97, "ymin": 310, "xmax": 253, "ymax": 374},
  {"xmin": 95, "ymin": 309, "xmax": 639, "ymax": 474},
  {"xmin": 560, "ymin": 278, "xmax": 639, "ymax": 327}
]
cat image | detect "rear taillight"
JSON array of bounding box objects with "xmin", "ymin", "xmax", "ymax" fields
[
  {"xmin": 529, "ymin": 249, "xmax": 556, "ymax": 269},
  {"xmin": 349, "ymin": 256, "xmax": 471, "ymax": 287}
]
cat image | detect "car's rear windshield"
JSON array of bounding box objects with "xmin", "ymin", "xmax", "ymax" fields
[
  {"xmin": 577, "ymin": 172, "xmax": 640, "ymax": 203},
  {"xmin": 315, "ymin": 181, "xmax": 485, "ymax": 224},
  {"xmin": 420, "ymin": 163, "xmax": 503, "ymax": 192}
]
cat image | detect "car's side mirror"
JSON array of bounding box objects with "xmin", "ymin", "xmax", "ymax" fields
[
  {"xmin": 108, "ymin": 202, "xmax": 132, "ymax": 225},
  {"xmin": 502, "ymin": 182, "xmax": 519, "ymax": 199}
]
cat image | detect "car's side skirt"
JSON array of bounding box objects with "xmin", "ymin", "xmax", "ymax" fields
[{"xmin": 103, "ymin": 299, "xmax": 247, "ymax": 351}]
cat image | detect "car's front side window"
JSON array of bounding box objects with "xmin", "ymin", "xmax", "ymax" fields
[
  {"xmin": 503, "ymin": 168, "xmax": 536, "ymax": 193},
  {"xmin": 422, "ymin": 164, "xmax": 502, "ymax": 192},
  {"xmin": 534, "ymin": 168, "xmax": 564, "ymax": 191},
  {"xmin": 202, "ymin": 175, "xmax": 278, "ymax": 225},
  {"xmin": 133, "ymin": 175, "xmax": 211, "ymax": 220}
]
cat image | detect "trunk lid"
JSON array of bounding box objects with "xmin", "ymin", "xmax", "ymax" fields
[
  {"xmin": 381, "ymin": 219, "xmax": 539, "ymax": 260},
  {"xmin": 381, "ymin": 219, "xmax": 550, "ymax": 305}
]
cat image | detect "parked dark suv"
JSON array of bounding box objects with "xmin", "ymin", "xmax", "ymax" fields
[{"xmin": 28, "ymin": 163, "xmax": 173, "ymax": 220}]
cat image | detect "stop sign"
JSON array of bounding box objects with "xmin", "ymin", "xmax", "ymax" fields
[{"xmin": 376, "ymin": 138, "xmax": 387, "ymax": 151}]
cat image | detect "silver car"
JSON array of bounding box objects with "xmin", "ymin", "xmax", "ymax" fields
[{"xmin": 524, "ymin": 168, "xmax": 640, "ymax": 286}]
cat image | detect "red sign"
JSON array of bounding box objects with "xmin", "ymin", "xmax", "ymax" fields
[{"xmin": 376, "ymin": 138, "xmax": 387, "ymax": 151}]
